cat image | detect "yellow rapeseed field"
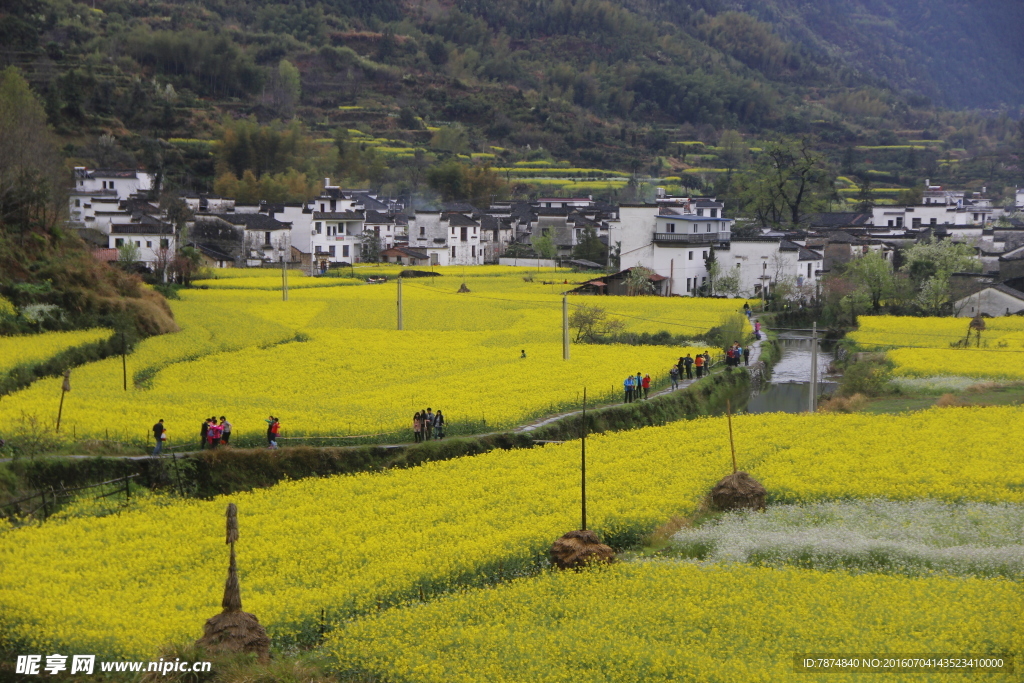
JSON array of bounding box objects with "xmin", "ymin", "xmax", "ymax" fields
[
  {"xmin": 1, "ymin": 407, "xmax": 1021, "ymax": 658},
  {"xmin": 0, "ymin": 275, "xmax": 742, "ymax": 441},
  {"xmin": 849, "ymin": 315, "xmax": 1024, "ymax": 379},
  {"xmin": 329, "ymin": 561, "xmax": 1022, "ymax": 683},
  {"xmin": 0, "ymin": 328, "xmax": 112, "ymax": 375}
]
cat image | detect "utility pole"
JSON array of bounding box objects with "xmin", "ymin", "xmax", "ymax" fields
[
  {"xmin": 580, "ymin": 388, "xmax": 587, "ymax": 531},
  {"xmin": 809, "ymin": 322, "xmax": 818, "ymax": 413},
  {"xmin": 281, "ymin": 255, "xmax": 289, "ymax": 301},
  {"xmin": 562, "ymin": 296, "xmax": 570, "ymax": 360},
  {"xmin": 56, "ymin": 370, "xmax": 70, "ymax": 433},
  {"xmin": 121, "ymin": 331, "xmax": 127, "ymax": 391},
  {"xmin": 397, "ymin": 277, "xmax": 404, "ymax": 330}
]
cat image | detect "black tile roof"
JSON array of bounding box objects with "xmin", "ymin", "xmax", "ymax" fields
[
  {"xmin": 311, "ymin": 211, "xmax": 363, "ymax": 221},
  {"xmin": 364, "ymin": 210, "xmax": 396, "ymax": 223},
  {"xmin": 210, "ymin": 213, "xmax": 293, "ymax": 230},
  {"xmin": 445, "ymin": 213, "xmax": 479, "ymax": 228}
]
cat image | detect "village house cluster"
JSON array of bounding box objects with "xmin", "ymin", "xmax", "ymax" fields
[{"xmin": 69, "ymin": 168, "xmax": 1024, "ymax": 313}]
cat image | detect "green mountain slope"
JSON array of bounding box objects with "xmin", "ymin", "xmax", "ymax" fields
[
  {"xmin": 1, "ymin": 0, "xmax": 1020, "ymax": 202},
  {"xmin": 703, "ymin": 0, "xmax": 1024, "ymax": 108}
]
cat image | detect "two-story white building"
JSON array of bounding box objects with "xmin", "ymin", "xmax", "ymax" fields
[
  {"xmin": 617, "ymin": 195, "xmax": 734, "ymax": 296},
  {"xmin": 73, "ymin": 167, "xmax": 156, "ymax": 200},
  {"xmin": 409, "ymin": 212, "xmax": 485, "ymax": 266},
  {"xmin": 723, "ymin": 239, "xmax": 824, "ymax": 298},
  {"xmin": 872, "ymin": 183, "xmax": 1004, "ymax": 230},
  {"xmin": 108, "ymin": 217, "xmax": 176, "ymax": 267}
]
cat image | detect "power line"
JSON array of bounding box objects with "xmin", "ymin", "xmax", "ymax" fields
[{"xmin": 400, "ymin": 281, "xmax": 737, "ymax": 331}]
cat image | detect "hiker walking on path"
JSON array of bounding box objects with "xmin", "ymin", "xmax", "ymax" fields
[
  {"xmin": 220, "ymin": 417, "xmax": 232, "ymax": 445},
  {"xmin": 207, "ymin": 416, "xmax": 222, "ymax": 449},
  {"xmin": 152, "ymin": 419, "xmax": 165, "ymax": 456},
  {"xmin": 424, "ymin": 408, "xmax": 434, "ymax": 440},
  {"xmin": 642, "ymin": 374, "xmax": 651, "ymax": 399},
  {"xmin": 413, "ymin": 411, "xmax": 423, "ymax": 443},
  {"xmin": 694, "ymin": 353, "xmax": 704, "ymax": 378},
  {"xmin": 683, "ymin": 354, "xmax": 694, "ymax": 379},
  {"xmin": 743, "ymin": 346, "xmax": 750, "ymax": 366},
  {"xmin": 265, "ymin": 416, "xmax": 277, "ymax": 447},
  {"xmin": 743, "ymin": 302, "xmax": 751, "ymax": 319},
  {"xmin": 434, "ymin": 410, "xmax": 446, "ymax": 439},
  {"xmin": 200, "ymin": 418, "xmax": 210, "ymax": 450},
  {"xmin": 624, "ymin": 375, "xmax": 635, "ymax": 403},
  {"xmin": 703, "ymin": 351, "xmax": 711, "ymax": 372},
  {"xmin": 268, "ymin": 417, "xmax": 280, "ymax": 448},
  {"xmin": 669, "ymin": 365, "xmax": 679, "ymax": 390}
]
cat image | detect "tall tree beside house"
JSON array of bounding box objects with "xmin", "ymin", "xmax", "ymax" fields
[
  {"xmin": 900, "ymin": 238, "xmax": 980, "ymax": 315},
  {"xmin": 532, "ymin": 233, "xmax": 556, "ymax": 260},
  {"xmin": 901, "ymin": 238, "xmax": 980, "ymax": 285},
  {"xmin": 844, "ymin": 251, "xmax": 894, "ymax": 310},
  {"xmin": 856, "ymin": 177, "xmax": 874, "ymax": 212},
  {"xmin": 361, "ymin": 229, "xmax": 383, "ymax": 263},
  {"xmin": 714, "ymin": 263, "xmax": 741, "ymax": 297},
  {"xmin": 571, "ymin": 225, "xmax": 607, "ymax": 264},
  {"xmin": 738, "ymin": 137, "xmax": 833, "ymax": 228},
  {"xmin": 0, "ymin": 67, "xmax": 67, "ymax": 242},
  {"xmin": 426, "ymin": 159, "xmax": 507, "ymax": 207},
  {"xmin": 116, "ymin": 242, "xmax": 140, "ymax": 269}
]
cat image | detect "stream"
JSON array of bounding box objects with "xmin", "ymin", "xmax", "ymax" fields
[{"xmin": 747, "ymin": 332, "xmax": 838, "ymax": 414}]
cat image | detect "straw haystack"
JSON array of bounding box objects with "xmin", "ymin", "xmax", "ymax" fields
[
  {"xmin": 709, "ymin": 471, "xmax": 767, "ymax": 511},
  {"xmin": 196, "ymin": 504, "xmax": 270, "ymax": 662},
  {"xmin": 549, "ymin": 529, "xmax": 615, "ymax": 570}
]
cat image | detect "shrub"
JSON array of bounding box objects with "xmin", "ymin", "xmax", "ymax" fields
[{"xmin": 838, "ymin": 357, "xmax": 894, "ymax": 397}]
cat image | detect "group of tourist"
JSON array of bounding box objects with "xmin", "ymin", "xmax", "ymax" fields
[
  {"xmin": 668, "ymin": 351, "xmax": 714, "ymax": 389},
  {"xmin": 147, "ymin": 325, "xmax": 761, "ymax": 455},
  {"xmin": 201, "ymin": 416, "xmax": 233, "ymax": 449},
  {"xmin": 150, "ymin": 416, "xmax": 233, "ymax": 455},
  {"xmin": 413, "ymin": 408, "xmax": 446, "ymax": 442},
  {"xmin": 725, "ymin": 342, "xmax": 750, "ymax": 367},
  {"xmin": 623, "ymin": 372, "xmax": 652, "ymax": 403}
]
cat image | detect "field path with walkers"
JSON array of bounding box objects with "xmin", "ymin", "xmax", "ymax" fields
[{"xmin": 0, "ymin": 319, "xmax": 769, "ymax": 462}]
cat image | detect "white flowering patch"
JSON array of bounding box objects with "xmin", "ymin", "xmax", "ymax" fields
[
  {"xmin": 670, "ymin": 499, "xmax": 1024, "ymax": 578},
  {"xmin": 888, "ymin": 376, "xmax": 995, "ymax": 392}
]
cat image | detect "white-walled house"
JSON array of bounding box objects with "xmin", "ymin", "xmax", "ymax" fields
[
  {"xmin": 954, "ymin": 284, "xmax": 1024, "ymax": 317},
  {"xmin": 108, "ymin": 218, "xmax": 175, "ymax": 268},
  {"xmin": 190, "ymin": 213, "xmax": 292, "ymax": 267},
  {"xmin": 723, "ymin": 239, "xmax": 824, "ymax": 299},
  {"xmin": 409, "ymin": 212, "xmax": 485, "ymax": 266},
  {"xmin": 68, "ymin": 191, "xmax": 126, "ymax": 233},
  {"xmin": 617, "ymin": 197, "xmax": 734, "ymax": 296},
  {"xmin": 309, "ymin": 211, "xmax": 365, "ymax": 263},
  {"xmin": 73, "ymin": 168, "xmax": 156, "ymax": 200}
]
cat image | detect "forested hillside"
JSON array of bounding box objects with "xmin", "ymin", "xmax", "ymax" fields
[
  {"xmin": 1, "ymin": 0, "xmax": 1021, "ymax": 205},
  {"xmin": 707, "ymin": 0, "xmax": 1024, "ymax": 109}
]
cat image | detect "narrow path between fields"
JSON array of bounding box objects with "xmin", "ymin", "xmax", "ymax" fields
[{"xmin": 2, "ymin": 317, "xmax": 768, "ymax": 461}]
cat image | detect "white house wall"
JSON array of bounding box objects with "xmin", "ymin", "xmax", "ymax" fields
[{"xmin": 956, "ymin": 289, "xmax": 1024, "ymax": 317}]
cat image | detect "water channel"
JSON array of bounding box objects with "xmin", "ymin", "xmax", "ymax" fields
[{"xmin": 746, "ymin": 332, "xmax": 839, "ymax": 414}]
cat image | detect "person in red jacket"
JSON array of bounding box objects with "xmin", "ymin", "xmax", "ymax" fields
[
  {"xmin": 207, "ymin": 416, "xmax": 222, "ymax": 449},
  {"xmin": 269, "ymin": 417, "xmax": 280, "ymax": 448},
  {"xmin": 641, "ymin": 374, "xmax": 651, "ymax": 399}
]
